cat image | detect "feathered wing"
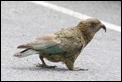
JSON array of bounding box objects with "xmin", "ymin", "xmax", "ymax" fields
[
  {"xmin": 13, "ymin": 49, "xmax": 39, "ymax": 58},
  {"xmin": 13, "ymin": 34, "xmax": 65, "ymax": 58}
]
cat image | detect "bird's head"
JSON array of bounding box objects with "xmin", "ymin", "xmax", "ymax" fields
[{"xmin": 77, "ymin": 18, "xmax": 106, "ymax": 35}]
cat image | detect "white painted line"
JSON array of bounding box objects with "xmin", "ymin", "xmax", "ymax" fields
[{"xmin": 31, "ymin": 1, "xmax": 121, "ymax": 32}]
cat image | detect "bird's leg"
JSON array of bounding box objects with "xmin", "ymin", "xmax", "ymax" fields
[
  {"xmin": 65, "ymin": 58, "xmax": 78, "ymax": 71},
  {"xmin": 36, "ymin": 55, "xmax": 57, "ymax": 68},
  {"xmin": 65, "ymin": 57, "xmax": 88, "ymax": 71}
]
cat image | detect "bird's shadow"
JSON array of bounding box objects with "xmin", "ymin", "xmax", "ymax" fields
[
  {"xmin": 11, "ymin": 66, "xmax": 69, "ymax": 72},
  {"xmin": 11, "ymin": 66, "xmax": 88, "ymax": 72}
]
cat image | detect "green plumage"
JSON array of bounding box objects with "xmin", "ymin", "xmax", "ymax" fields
[
  {"xmin": 14, "ymin": 18, "xmax": 106, "ymax": 70},
  {"xmin": 25, "ymin": 40, "xmax": 66, "ymax": 54},
  {"xmin": 42, "ymin": 45, "xmax": 65, "ymax": 54}
]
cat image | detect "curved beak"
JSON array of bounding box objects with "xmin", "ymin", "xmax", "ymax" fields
[{"xmin": 101, "ymin": 24, "xmax": 106, "ymax": 32}]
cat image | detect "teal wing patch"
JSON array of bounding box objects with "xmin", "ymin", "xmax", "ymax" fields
[
  {"xmin": 31, "ymin": 41, "xmax": 66, "ymax": 54},
  {"xmin": 42, "ymin": 44, "xmax": 65, "ymax": 54}
]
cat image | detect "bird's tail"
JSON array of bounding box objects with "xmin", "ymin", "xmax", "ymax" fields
[{"xmin": 13, "ymin": 48, "xmax": 39, "ymax": 58}]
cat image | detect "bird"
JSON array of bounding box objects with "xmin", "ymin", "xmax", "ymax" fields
[{"xmin": 13, "ymin": 18, "xmax": 106, "ymax": 71}]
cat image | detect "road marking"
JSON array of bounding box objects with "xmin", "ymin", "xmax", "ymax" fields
[{"xmin": 31, "ymin": 1, "xmax": 121, "ymax": 32}]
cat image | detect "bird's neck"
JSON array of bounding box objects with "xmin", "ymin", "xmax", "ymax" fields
[
  {"xmin": 79, "ymin": 28, "xmax": 95, "ymax": 45},
  {"xmin": 83, "ymin": 32, "xmax": 94, "ymax": 44}
]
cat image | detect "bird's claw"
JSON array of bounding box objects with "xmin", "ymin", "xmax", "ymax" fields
[
  {"xmin": 35, "ymin": 63, "xmax": 57, "ymax": 68},
  {"xmin": 71, "ymin": 67, "xmax": 88, "ymax": 71}
]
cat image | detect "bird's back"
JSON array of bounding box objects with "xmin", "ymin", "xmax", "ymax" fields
[{"xmin": 40, "ymin": 27, "xmax": 84, "ymax": 62}]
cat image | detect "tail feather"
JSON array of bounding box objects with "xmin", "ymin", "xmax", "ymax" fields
[
  {"xmin": 17, "ymin": 45, "xmax": 31, "ymax": 48},
  {"xmin": 13, "ymin": 49, "xmax": 38, "ymax": 58}
]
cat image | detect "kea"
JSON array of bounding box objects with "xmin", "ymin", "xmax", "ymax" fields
[{"xmin": 13, "ymin": 18, "xmax": 106, "ymax": 71}]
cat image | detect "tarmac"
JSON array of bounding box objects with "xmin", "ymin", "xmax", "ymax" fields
[{"xmin": 1, "ymin": 1, "xmax": 121, "ymax": 81}]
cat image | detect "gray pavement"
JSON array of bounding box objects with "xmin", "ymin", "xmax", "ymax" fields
[
  {"xmin": 1, "ymin": 1, "xmax": 121, "ymax": 81},
  {"xmin": 48, "ymin": 1, "xmax": 121, "ymax": 26}
]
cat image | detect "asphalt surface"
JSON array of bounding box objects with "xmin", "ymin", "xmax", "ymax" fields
[{"xmin": 1, "ymin": 1, "xmax": 121, "ymax": 81}]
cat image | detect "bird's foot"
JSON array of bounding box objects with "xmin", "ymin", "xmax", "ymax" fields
[
  {"xmin": 35, "ymin": 63, "xmax": 57, "ymax": 68},
  {"xmin": 70, "ymin": 67, "xmax": 88, "ymax": 71}
]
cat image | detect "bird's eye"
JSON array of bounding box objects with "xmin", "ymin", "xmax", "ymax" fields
[
  {"xmin": 90, "ymin": 22, "xmax": 96, "ymax": 29},
  {"xmin": 91, "ymin": 22, "xmax": 96, "ymax": 26}
]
